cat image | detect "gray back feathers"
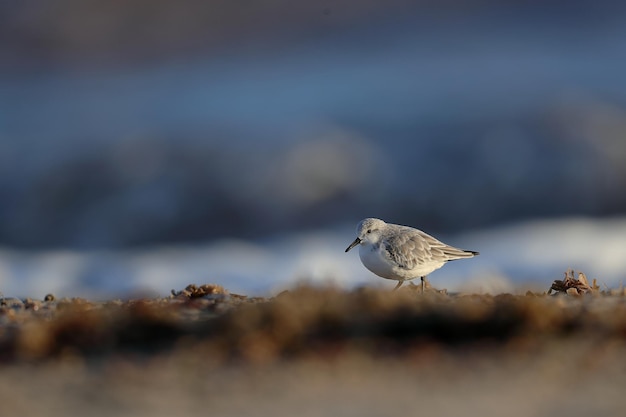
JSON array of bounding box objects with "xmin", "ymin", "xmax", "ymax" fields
[{"xmin": 382, "ymin": 224, "xmax": 477, "ymax": 270}]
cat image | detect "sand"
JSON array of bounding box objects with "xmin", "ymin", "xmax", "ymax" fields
[{"xmin": 0, "ymin": 281, "xmax": 625, "ymax": 416}]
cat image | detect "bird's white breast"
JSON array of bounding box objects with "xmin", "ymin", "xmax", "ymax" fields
[{"xmin": 358, "ymin": 242, "xmax": 445, "ymax": 281}]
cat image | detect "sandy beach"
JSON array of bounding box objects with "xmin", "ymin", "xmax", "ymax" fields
[{"xmin": 1, "ymin": 281, "xmax": 625, "ymax": 416}]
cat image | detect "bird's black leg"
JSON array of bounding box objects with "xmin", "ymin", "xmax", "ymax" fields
[
  {"xmin": 420, "ymin": 276, "xmax": 431, "ymax": 294},
  {"xmin": 393, "ymin": 281, "xmax": 403, "ymax": 291}
]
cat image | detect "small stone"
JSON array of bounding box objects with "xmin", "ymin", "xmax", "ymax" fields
[
  {"xmin": 0, "ymin": 298, "xmax": 25, "ymax": 311},
  {"xmin": 24, "ymin": 298, "xmax": 43, "ymax": 311}
]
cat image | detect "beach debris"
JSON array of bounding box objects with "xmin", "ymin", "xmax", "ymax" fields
[
  {"xmin": 171, "ymin": 284, "xmax": 227, "ymax": 298},
  {"xmin": 548, "ymin": 269, "xmax": 599, "ymax": 296}
]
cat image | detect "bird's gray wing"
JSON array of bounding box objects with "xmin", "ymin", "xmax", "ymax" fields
[{"xmin": 382, "ymin": 227, "xmax": 473, "ymax": 269}]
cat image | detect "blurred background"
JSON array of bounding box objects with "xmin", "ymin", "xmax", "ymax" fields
[{"xmin": 1, "ymin": 0, "xmax": 626, "ymax": 297}]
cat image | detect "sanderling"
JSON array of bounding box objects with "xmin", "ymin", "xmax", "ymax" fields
[{"xmin": 345, "ymin": 218, "xmax": 479, "ymax": 292}]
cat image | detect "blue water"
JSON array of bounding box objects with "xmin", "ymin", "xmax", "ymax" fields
[{"xmin": 1, "ymin": 4, "xmax": 626, "ymax": 277}]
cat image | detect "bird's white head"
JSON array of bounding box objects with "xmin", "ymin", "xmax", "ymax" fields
[{"xmin": 345, "ymin": 218, "xmax": 386, "ymax": 252}]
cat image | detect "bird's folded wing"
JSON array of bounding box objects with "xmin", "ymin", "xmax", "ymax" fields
[{"xmin": 383, "ymin": 231, "xmax": 447, "ymax": 269}]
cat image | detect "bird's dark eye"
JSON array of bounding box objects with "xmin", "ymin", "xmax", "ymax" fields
[{"xmin": 367, "ymin": 229, "xmax": 371, "ymax": 234}]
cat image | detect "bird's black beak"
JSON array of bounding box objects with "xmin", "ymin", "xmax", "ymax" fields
[{"xmin": 345, "ymin": 237, "xmax": 361, "ymax": 252}]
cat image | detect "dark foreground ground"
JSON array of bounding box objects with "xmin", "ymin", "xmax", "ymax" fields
[{"xmin": 1, "ymin": 276, "xmax": 625, "ymax": 416}]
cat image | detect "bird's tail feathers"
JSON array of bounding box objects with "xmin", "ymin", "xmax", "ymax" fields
[{"xmin": 445, "ymin": 248, "xmax": 479, "ymax": 260}]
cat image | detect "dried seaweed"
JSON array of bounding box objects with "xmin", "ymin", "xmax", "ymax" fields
[
  {"xmin": 171, "ymin": 284, "xmax": 227, "ymax": 298},
  {"xmin": 0, "ymin": 278, "xmax": 624, "ymax": 363},
  {"xmin": 548, "ymin": 269, "xmax": 600, "ymax": 296}
]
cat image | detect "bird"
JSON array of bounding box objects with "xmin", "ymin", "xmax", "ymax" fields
[{"xmin": 345, "ymin": 218, "xmax": 478, "ymax": 292}]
